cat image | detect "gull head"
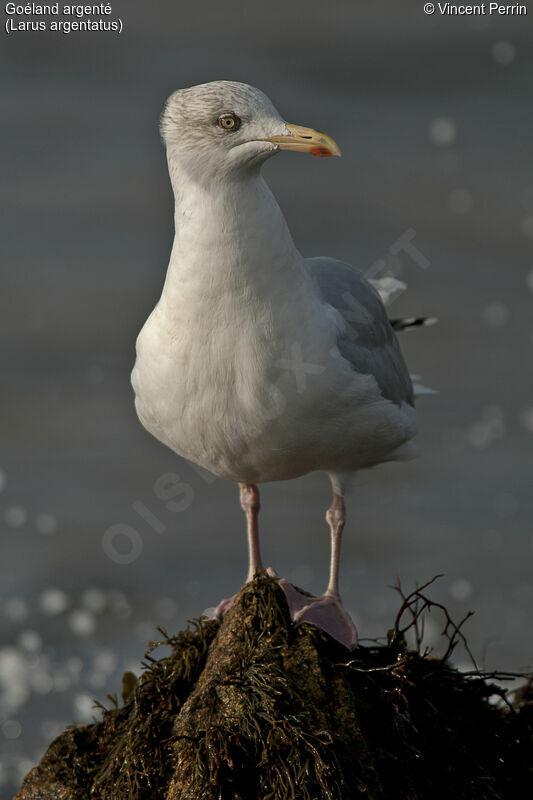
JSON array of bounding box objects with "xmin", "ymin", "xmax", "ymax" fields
[{"xmin": 161, "ymin": 80, "xmax": 341, "ymax": 182}]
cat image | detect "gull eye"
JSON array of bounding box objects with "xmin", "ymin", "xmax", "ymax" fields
[{"xmin": 217, "ymin": 113, "xmax": 241, "ymax": 131}]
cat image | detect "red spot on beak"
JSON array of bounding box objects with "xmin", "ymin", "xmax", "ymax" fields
[{"xmin": 310, "ymin": 146, "xmax": 332, "ymax": 158}]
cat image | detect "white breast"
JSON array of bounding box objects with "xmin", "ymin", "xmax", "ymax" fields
[{"xmin": 131, "ymin": 172, "xmax": 416, "ymax": 483}]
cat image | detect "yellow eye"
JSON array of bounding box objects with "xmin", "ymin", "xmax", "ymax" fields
[{"xmin": 218, "ymin": 113, "xmax": 241, "ymax": 131}]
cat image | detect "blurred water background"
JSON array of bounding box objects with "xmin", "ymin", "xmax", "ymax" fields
[{"xmin": 1, "ymin": 0, "xmax": 533, "ymax": 795}]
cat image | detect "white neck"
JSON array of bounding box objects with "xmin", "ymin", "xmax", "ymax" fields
[{"xmin": 159, "ymin": 159, "xmax": 306, "ymax": 313}]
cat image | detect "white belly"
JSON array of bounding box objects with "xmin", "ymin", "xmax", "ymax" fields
[{"xmin": 131, "ymin": 301, "xmax": 416, "ymax": 484}]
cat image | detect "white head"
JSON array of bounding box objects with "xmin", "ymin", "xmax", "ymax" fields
[{"xmin": 161, "ymin": 80, "xmax": 340, "ymax": 184}]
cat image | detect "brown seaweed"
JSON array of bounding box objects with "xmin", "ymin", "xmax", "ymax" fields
[{"xmin": 16, "ymin": 572, "xmax": 533, "ymax": 800}]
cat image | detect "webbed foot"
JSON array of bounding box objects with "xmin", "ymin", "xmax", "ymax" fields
[{"xmin": 278, "ymin": 578, "xmax": 358, "ymax": 650}]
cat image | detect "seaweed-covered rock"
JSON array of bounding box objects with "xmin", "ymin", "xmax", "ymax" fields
[{"xmin": 15, "ymin": 573, "xmax": 533, "ymax": 800}]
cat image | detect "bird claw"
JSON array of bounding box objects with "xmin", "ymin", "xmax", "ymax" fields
[
  {"xmin": 212, "ymin": 567, "xmax": 279, "ymax": 619},
  {"xmin": 211, "ymin": 594, "xmax": 236, "ymax": 620},
  {"xmin": 212, "ymin": 571, "xmax": 358, "ymax": 651},
  {"xmin": 278, "ymin": 578, "xmax": 358, "ymax": 650}
]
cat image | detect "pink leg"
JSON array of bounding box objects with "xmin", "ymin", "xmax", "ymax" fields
[
  {"xmin": 213, "ymin": 483, "xmax": 263, "ymax": 618},
  {"xmin": 324, "ymin": 491, "xmax": 344, "ymax": 598},
  {"xmin": 279, "ymin": 492, "xmax": 358, "ymax": 650},
  {"xmin": 240, "ymin": 483, "xmax": 263, "ymax": 582}
]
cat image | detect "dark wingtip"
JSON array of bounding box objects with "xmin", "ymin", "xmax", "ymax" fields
[{"xmin": 390, "ymin": 316, "xmax": 438, "ymax": 332}]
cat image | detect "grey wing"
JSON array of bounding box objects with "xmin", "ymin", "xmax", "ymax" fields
[{"xmin": 305, "ymin": 257, "xmax": 414, "ymax": 407}]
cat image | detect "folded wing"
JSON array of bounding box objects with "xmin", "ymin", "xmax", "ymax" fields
[{"xmin": 305, "ymin": 257, "xmax": 414, "ymax": 408}]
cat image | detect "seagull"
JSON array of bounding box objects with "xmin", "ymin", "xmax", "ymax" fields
[{"xmin": 132, "ymin": 81, "xmax": 423, "ymax": 650}]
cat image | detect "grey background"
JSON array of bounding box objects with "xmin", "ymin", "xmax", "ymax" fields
[{"xmin": 1, "ymin": 0, "xmax": 533, "ymax": 795}]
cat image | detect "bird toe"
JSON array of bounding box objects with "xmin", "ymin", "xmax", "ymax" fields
[{"xmin": 277, "ymin": 579, "xmax": 358, "ymax": 650}]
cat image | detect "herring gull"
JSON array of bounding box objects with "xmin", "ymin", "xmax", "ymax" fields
[{"xmin": 132, "ymin": 81, "xmax": 426, "ymax": 649}]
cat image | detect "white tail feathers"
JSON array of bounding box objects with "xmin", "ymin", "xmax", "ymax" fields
[
  {"xmin": 370, "ymin": 276, "xmax": 438, "ymax": 397},
  {"xmin": 411, "ymin": 376, "xmax": 439, "ymax": 396},
  {"xmin": 369, "ymin": 277, "xmax": 407, "ymax": 306}
]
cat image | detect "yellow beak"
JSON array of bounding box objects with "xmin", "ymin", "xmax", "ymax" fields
[{"xmin": 264, "ymin": 123, "xmax": 341, "ymax": 158}]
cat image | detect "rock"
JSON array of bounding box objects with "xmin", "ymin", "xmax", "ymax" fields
[{"xmin": 15, "ymin": 573, "xmax": 533, "ymax": 800}]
